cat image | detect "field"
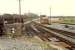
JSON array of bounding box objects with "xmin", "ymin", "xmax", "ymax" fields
[
  {"xmin": 62, "ymin": 17, "xmax": 75, "ymax": 24},
  {"xmin": 49, "ymin": 17, "xmax": 75, "ymax": 24}
]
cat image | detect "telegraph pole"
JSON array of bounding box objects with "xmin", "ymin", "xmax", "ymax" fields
[
  {"xmin": 19, "ymin": 0, "xmax": 21, "ymax": 16},
  {"xmin": 18, "ymin": 0, "xmax": 22, "ymax": 36},
  {"xmin": 18, "ymin": 0, "xmax": 22, "ymax": 23},
  {"xmin": 50, "ymin": 8, "xmax": 51, "ymax": 24}
]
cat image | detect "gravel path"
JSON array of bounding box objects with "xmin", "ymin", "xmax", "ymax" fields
[{"xmin": 0, "ymin": 36, "xmax": 56, "ymax": 50}]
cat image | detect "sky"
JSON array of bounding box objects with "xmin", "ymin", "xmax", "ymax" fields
[{"xmin": 0, "ymin": 0, "xmax": 75, "ymax": 16}]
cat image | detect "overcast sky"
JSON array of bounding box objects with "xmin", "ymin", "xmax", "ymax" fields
[{"xmin": 0, "ymin": 0, "xmax": 75, "ymax": 16}]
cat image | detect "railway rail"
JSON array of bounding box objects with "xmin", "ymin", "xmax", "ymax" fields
[
  {"xmin": 24, "ymin": 22, "xmax": 75, "ymax": 49},
  {"xmin": 25, "ymin": 23, "xmax": 50, "ymax": 41},
  {"xmin": 35, "ymin": 22, "xmax": 75, "ymax": 48}
]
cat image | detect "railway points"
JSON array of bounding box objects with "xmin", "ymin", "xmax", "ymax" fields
[
  {"xmin": 23, "ymin": 22, "xmax": 73, "ymax": 50},
  {"xmin": 32, "ymin": 22, "xmax": 75, "ymax": 49}
]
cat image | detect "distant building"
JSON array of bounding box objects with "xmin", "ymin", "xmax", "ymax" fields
[{"xmin": 40, "ymin": 15, "xmax": 49, "ymax": 24}]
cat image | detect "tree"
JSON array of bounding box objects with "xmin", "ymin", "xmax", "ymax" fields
[
  {"xmin": 3, "ymin": 14, "xmax": 14, "ymax": 24},
  {"xmin": 24, "ymin": 13, "xmax": 39, "ymax": 19}
]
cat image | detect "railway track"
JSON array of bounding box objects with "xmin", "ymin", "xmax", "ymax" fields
[
  {"xmin": 33, "ymin": 22, "xmax": 75, "ymax": 48},
  {"xmin": 25, "ymin": 22, "xmax": 75, "ymax": 49},
  {"xmin": 25, "ymin": 23, "xmax": 50, "ymax": 41}
]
